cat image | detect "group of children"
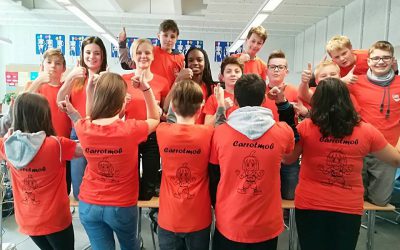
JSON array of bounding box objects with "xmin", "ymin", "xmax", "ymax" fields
[{"xmin": 0, "ymin": 18, "xmax": 400, "ymax": 250}]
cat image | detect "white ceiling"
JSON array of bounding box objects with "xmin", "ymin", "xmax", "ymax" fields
[{"xmin": 0, "ymin": 0, "xmax": 356, "ymax": 36}]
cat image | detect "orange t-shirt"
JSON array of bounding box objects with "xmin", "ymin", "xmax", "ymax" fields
[
  {"xmin": 348, "ymin": 75, "xmax": 400, "ymax": 146},
  {"xmin": 38, "ymin": 84, "xmax": 72, "ymax": 138},
  {"xmin": 0, "ymin": 137, "xmax": 76, "ymax": 236},
  {"xmin": 264, "ymin": 84, "xmax": 298, "ymax": 122},
  {"xmin": 209, "ymin": 122, "xmax": 294, "ymax": 243},
  {"xmin": 295, "ymin": 119, "xmax": 387, "ymax": 215},
  {"xmin": 195, "ymin": 83, "xmax": 210, "ymax": 124},
  {"xmin": 75, "ymin": 119, "xmax": 148, "ymax": 206},
  {"xmin": 340, "ymin": 50, "xmax": 369, "ymax": 77},
  {"xmin": 151, "ymin": 46, "xmax": 185, "ymax": 89},
  {"xmin": 122, "ymin": 73, "xmax": 169, "ymax": 120},
  {"xmin": 156, "ymin": 123, "xmax": 213, "ymax": 232},
  {"xmin": 232, "ymin": 53, "xmax": 267, "ymax": 80},
  {"xmin": 70, "ymin": 79, "xmax": 87, "ymax": 118}
]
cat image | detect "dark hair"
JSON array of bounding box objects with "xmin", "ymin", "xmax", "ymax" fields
[
  {"xmin": 310, "ymin": 78, "xmax": 360, "ymax": 138},
  {"xmin": 220, "ymin": 56, "xmax": 244, "ymax": 75},
  {"xmin": 267, "ymin": 49, "xmax": 286, "ymax": 64},
  {"xmin": 159, "ymin": 19, "xmax": 179, "ymax": 35},
  {"xmin": 13, "ymin": 92, "xmax": 55, "ymax": 136},
  {"xmin": 185, "ymin": 47, "xmax": 216, "ymax": 97},
  {"xmin": 234, "ymin": 74, "xmax": 266, "ymax": 107},
  {"xmin": 80, "ymin": 36, "xmax": 108, "ymax": 73},
  {"xmin": 90, "ymin": 73, "xmax": 127, "ymax": 120},
  {"xmin": 171, "ymin": 80, "xmax": 204, "ymax": 117}
]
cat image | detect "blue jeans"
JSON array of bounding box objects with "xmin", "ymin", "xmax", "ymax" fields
[
  {"xmin": 70, "ymin": 128, "xmax": 87, "ymax": 200},
  {"xmin": 280, "ymin": 159, "xmax": 300, "ymax": 200},
  {"xmin": 158, "ymin": 225, "xmax": 210, "ymax": 250},
  {"xmin": 79, "ymin": 201, "xmax": 139, "ymax": 250}
]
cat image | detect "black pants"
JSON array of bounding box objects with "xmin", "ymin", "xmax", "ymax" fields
[
  {"xmin": 212, "ymin": 228, "xmax": 278, "ymax": 250},
  {"xmin": 66, "ymin": 160, "xmax": 71, "ymax": 195},
  {"xmin": 138, "ymin": 131, "xmax": 161, "ymax": 200},
  {"xmin": 30, "ymin": 223, "xmax": 74, "ymax": 250},
  {"xmin": 295, "ymin": 208, "xmax": 361, "ymax": 250}
]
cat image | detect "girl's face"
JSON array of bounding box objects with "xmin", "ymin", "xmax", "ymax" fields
[
  {"xmin": 134, "ymin": 43, "xmax": 154, "ymax": 69},
  {"xmin": 223, "ymin": 64, "xmax": 242, "ymax": 90},
  {"xmin": 187, "ymin": 50, "xmax": 205, "ymax": 76},
  {"xmin": 83, "ymin": 43, "xmax": 103, "ymax": 71}
]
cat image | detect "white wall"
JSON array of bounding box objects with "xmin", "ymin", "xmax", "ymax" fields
[{"xmin": 293, "ymin": 0, "xmax": 398, "ymax": 73}]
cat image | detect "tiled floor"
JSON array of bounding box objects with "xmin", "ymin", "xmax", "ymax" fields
[{"xmin": 1, "ymin": 207, "xmax": 399, "ymax": 249}]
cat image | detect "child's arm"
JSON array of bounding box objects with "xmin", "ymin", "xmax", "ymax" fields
[
  {"xmin": 85, "ymin": 74, "xmax": 99, "ymax": 118},
  {"xmin": 74, "ymin": 143, "xmax": 84, "ymax": 158},
  {"xmin": 298, "ymin": 63, "xmax": 314, "ymax": 104},
  {"xmin": 214, "ymin": 84, "xmax": 226, "ymax": 126},
  {"xmin": 59, "ymin": 95, "xmax": 81, "ymax": 123},
  {"xmin": 118, "ymin": 27, "xmax": 136, "ymax": 70},
  {"xmin": 26, "ymin": 65, "xmax": 50, "ymax": 93},
  {"xmin": 57, "ymin": 60, "xmax": 86, "ymax": 103}
]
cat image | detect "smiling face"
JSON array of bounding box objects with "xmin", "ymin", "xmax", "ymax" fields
[
  {"xmin": 223, "ymin": 64, "xmax": 243, "ymax": 91},
  {"xmin": 368, "ymin": 49, "xmax": 393, "ymax": 77},
  {"xmin": 245, "ymin": 33, "xmax": 264, "ymax": 57},
  {"xmin": 83, "ymin": 43, "xmax": 103, "ymax": 72},
  {"xmin": 187, "ymin": 49, "xmax": 205, "ymax": 76},
  {"xmin": 134, "ymin": 42, "xmax": 154, "ymax": 69}
]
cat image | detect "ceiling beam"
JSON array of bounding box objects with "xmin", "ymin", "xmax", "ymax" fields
[{"xmin": 105, "ymin": 0, "xmax": 125, "ymax": 12}]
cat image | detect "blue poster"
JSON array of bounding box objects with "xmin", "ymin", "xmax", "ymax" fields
[
  {"xmin": 30, "ymin": 72, "xmax": 39, "ymax": 81},
  {"xmin": 111, "ymin": 37, "xmax": 138, "ymax": 58},
  {"xmin": 69, "ymin": 35, "xmax": 89, "ymax": 56},
  {"xmin": 148, "ymin": 38, "xmax": 160, "ymax": 47},
  {"xmin": 214, "ymin": 41, "xmax": 243, "ymax": 62},
  {"xmin": 36, "ymin": 34, "xmax": 65, "ymax": 55},
  {"xmin": 174, "ymin": 40, "xmax": 203, "ymax": 54}
]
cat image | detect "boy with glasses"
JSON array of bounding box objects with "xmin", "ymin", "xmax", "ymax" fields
[{"xmin": 347, "ymin": 41, "xmax": 400, "ymax": 206}]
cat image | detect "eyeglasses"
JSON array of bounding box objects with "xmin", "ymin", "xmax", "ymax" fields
[
  {"xmin": 369, "ymin": 56, "xmax": 393, "ymax": 63},
  {"xmin": 267, "ymin": 65, "xmax": 287, "ymax": 71}
]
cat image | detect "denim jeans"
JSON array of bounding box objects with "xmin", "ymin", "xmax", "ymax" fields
[
  {"xmin": 79, "ymin": 201, "xmax": 139, "ymax": 250},
  {"xmin": 70, "ymin": 128, "xmax": 87, "ymax": 200},
  {"xmin": 158, "ymin": 225, "xmax": 210, "ymax": 250},
  {"xmin": 280, "ymin": 159, "xmax": 300, "ymax": 200}
]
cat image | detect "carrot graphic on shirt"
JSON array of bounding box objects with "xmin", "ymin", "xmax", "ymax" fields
[
  {"xmin": 97, "ymin": 158, "xmax": 119, "ymax": 183},
  {"xmin": 235, "ymin": 151, "xmax": 264, "ymax": 194},
  {"xmin": 171, "ymin": 163, "xmax": 196, "ymax": 199},
  {"xmin": 319, "ymin": 150, "xmax": 353, "ymax": 189},
  {"xmin": 22, "ymin": 174, "xmax": 40, "ymax": 205}
]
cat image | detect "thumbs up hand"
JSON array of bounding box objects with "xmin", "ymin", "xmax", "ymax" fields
[
  {"xmin": 301, "ymin": 63, "xmax": 313, "ymax": 85},
  {"xmin": 33, "ymin": 63, "xmax": 51, "ymax": 86},
  {"xmin": 341, "ymin": 65, "xmax": 358, "ymax": 84},
  {"xmin": 66, "ymin": 59, "xmax": 87, "ymax": 81}
]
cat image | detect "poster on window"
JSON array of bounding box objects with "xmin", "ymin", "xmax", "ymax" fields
[
  {"xmin": 111, "ymin": 37, "xmax": 138, "ymax": 58},
  {"xmin": 5, "ymin": 72, "xmax": 18, "ymax": 86},
  {"xmin": 69, "ymin": 35, "xmax": 89, "ymax": 56},
  {"xmin": 174, "ymin": 40, "xmax": 203, "ymax": 54},
  {"xmin": 214, "ymin": 41, "xmax": 243, "ymax": 62},
  {"xmin": 36, "ymin": 34, "xmax": 65, "ymax": 55}
]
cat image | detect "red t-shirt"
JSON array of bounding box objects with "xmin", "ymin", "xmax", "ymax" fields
[
  {"xmin": 295, "ymin": 119, "xmax": 387, "ymax": 215},
  {"xmin": 232, "ymin": 53, "xmax": 267, "ymax": 80},
  {"xmin": 122, "ymin": 73, "xmax": 169, "ymax": 120},
  {"xmin": 339, "ymin": 50, "xmax": 369, "ymax": 77},
  {"xmin": 157, "ymin": 123, "xmax": 213, "ymax": 232},
  {"xmin": 195, "ymin": 83, "xmax": 210, "ymax": 124},
  {"xmin": 70, "ymin": 79, "xmax": 87, "ymax": 118},
  {"xmin": 75, "ymin": 119, "xmax": 148, "ymax": 206},
  {"xmin": 38, "ymin": 84, "xmax": 72, "ymax": 138},
  {"xmin": 151, "ymin": 46, "xmax": 185, "ymax": 89},
  {"xmin": 348, "ymin": 75, "xmax": 400, "ymax": 146},
  {"xmin": 0, "ymin": 137, "xmax": 76, "ymax": 235},
  {"xmin": 210, "ymin": 122, "xmax": 294, "ymax": 243},
  {"xmin": 264, "ymin": 84, "xmax": 298, "ymax": 122}
]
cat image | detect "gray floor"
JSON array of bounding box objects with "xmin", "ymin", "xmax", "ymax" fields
[{"xmin": 1, "ymin": 207, "xmax": 399, "ymax": 250}]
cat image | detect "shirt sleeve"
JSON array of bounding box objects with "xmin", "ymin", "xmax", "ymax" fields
[
  {"xmin": 127, "ymin": 119, "xmax": 149, "ymax": 144},
  {"xmin": 59, "ymin": 137, "xmax": 77, "ymax": 161},
  {"xmin": 203, "ymin": 95, "xmax": 217, "ymax": 115}
]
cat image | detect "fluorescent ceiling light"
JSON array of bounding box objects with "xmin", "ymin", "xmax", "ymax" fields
[
  {"xmin": 228, "ymin": 39, "xmax": 245, "ymax": 53},
  {"xmin": 0, "ymin": 37, "xmax": 12, "ymax": 45},
  {"xmin": 55, "ymin": 0, "xmax": 71, "ymax": 4},
  {"xmin": 240, "ymin": 14, "xmax": 269, "ymax": 39},
  {"xmin": 65, "ymin": 5, "xmax": 105, "ymax": 33},
  {"xmin": 101, "ymin": 33, "xmax": 119, "ymax": 47},
  {"xmin": 262, "ymin": 0, "xmax": 283, "ymax": 12}
]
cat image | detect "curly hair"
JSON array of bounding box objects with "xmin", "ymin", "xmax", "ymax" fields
[{"xmin": 310, "ymin": 78, "xmax": 360, "ymax": 138}]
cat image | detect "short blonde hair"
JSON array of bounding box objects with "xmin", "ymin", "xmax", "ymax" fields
[
  {"xmin": 314, "ymin": 60, "xmax": 340, "ymax": 79},
  {"xmin": 130, "ymin": 38, "xmax": 153, "ymax": 60},
  {"xmin": 42, "ymin": 48, "xmax": 66, "ymax": 68},
  {"xmin": 246, "ymin": 26, "xmax": 268, "ymax": 42},
  {"xmin": 326, "ymin": 35, "xmax": 352, "ymax": 54},
  {"xmin": 368, "ymin": 41, "xmax": 394, "ymax": 56}
]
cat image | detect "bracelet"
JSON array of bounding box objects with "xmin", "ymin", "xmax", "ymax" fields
[{"xmin": 142, "ymin": 87, "xmax": 151, "ymax": 92}]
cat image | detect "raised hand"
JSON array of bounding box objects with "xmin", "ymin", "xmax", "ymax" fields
[
  {"xmin": 293, "ymin": 99, "xmax": 309, "ymax": 117},
  {"xmin": 118, "ymin": 27, "xmax": 127, "ymax": 43},
  {"xmin": 132, "ymin": 71, "xmax": 151, "ymax": 91},
  {"xmin": 175, "ymin": 68, "xmax": 193, "ymax": 82},
  {"xmin": 34, "ymin": 64, "xmax": 51, "ymax": 85},
  {"xmin": 239, "ymin": 53, "xmax": 250, "ymax": 63},
  {"xmin": 67, "ymin": 59, "xmax": 87, "ymax": 81},
  {"xmin": 268, "ymin": 85, "xmax": 287, "ymax": 103},
  {"xmin": 214, "ymin": 83, "xmax": 225, "ymax": 107},
  {"xmin": 341, "ymin": 65, "xmax": 358, "ymax": 84},
  {"xmin": 301, "ymin": 63, "xmax": 313, "ymax": 85}
]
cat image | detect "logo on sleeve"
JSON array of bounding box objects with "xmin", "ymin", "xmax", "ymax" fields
[
  {"xmin": 392, "ymin": 94, "xmax": 400, "ymax": 102},
  {"xmin": 319, "ymin": 150, "xmax": 353, "ymax": 189},
  {"xmin": 235, "ymin": 151, "xmax": 264, "ymax": 195},
  {"xmin": 171, "ymin": 163, "xmax": 196, "ymax": 199},
  {"xmin": 22, "ymin": 174, "xmax": 40, "ymax": 205}
]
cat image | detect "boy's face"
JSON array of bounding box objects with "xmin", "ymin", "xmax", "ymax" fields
[
  {"xmin": 222, "ymin": 64, "xmax": 242, "ymax": 90},
  {"xmin": 134, "ymin": 43, "xmax": 154, "ymax": 69},
  {"xmin": 187, "ymin": 49, "xmax": 205, "ymax": 76},
  {"xmin": 245, "ymin": 33, "xmax": 264, "ymax": 57},
  {"xmin": 158, "ymin": 30, "xmax": 178, "ymax": 53},
  {"xmin": 368, "ymin": 49, "xmax": 393, "ymax": 77},
  {"xmin": 329, "ymin": 47, "xmax": 355, "ymax": 68},
  {"xmin": 266, "ymin": 58, "xmax": 288, "ymax": 85},
  {"xmin": 315, "ymin": 65, "xmax": 340, "ymax": 84},
  {"xmin": 42, "ymin": 55, "xmax": 65, "ymax": 79}
]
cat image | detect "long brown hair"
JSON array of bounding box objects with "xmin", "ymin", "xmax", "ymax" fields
[
  {"xmin": 13, "ymin": 92, "xmax": 55, "ymax": 136},
  {"xmin": 90, "ymin": 73, "xmax": 127, "ymax": 120}
]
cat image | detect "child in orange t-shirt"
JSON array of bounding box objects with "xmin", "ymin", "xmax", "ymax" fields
[
  {"xmin": 118, "ymin": 20, "xmax": 184, "ymax": 88},
  {"xmin": 0, "ymin": 92, "xmax": 82, "ymax": 250},
  {"xmin": 209, "ymin": 74, "xmax": 294, "ymax": 249},
  {"xmin": 57, "ymin": 36, "xmax": 108, "ymax": 200},
  {"xmin": 157, "ymin": 80, "xmax": 213, "ymax": 250},
  {"xmin": 282, "ymin": 78, "xmax": 400, "ymax": 250},
  {"xmin": 232, "ymin": 26, "xmax": 268, "ymax": 80},
  {"xmin": 26, "ymin": 48, "xmax": 73, "ymax": 194},
  {"xmin": 61, "ymin": 72, "xmax": 160, "ymax": 250}
]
